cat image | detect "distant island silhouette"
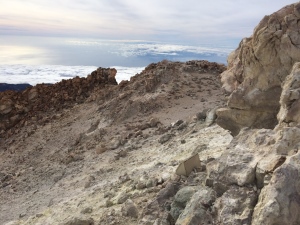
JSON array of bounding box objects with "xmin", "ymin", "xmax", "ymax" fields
[{"xmin": 0, "ymin": 83, "xmax": 32, "ymax": 92}]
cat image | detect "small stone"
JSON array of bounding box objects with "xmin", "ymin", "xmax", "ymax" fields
[
  {"xmin": 146, "ymin": 179, "xmax": 156, "ymax": 188},
  {"xmin": 84, "ymin": 175, "xmax": 95, "ymax": 188},
  {"xmin": 205, "ymin": 178, "xmax": 214, "ymax": 187},
  {"xmin": 177, "ymin": 122, "xmax": 187, "ymax": 130},
  {"xmin": 109, "ymin": 138, "xmax": 121, "ymax": 150},
  {"xmin": 161, "ymin": 172, "xmax": 171, "ymax": 182},
  {"xmin": 121, "ymin": 199, "xmax": 139, "ymax": 218},
  {"xmin": 95, "ymin": 145, "xmax": 107, "ymax": 154},
  {"xmin": 116, "ymin": 192, "xmax": 130, "ymax": 204},
  {"xmin": 104, "ymin": 190, "xmax": 116, "ymax": 199},
  {"xmin": 119, "ymin": 173, "xmax": 130, "ymax": 183},
  {"xmin": 197, "ymin": 110, "xmax": 207, "ymax": 120},
  {"xmin": 81, "ymin": 207, "xmax": 93, "ymax": 214},
  {"xmin": 19, "ymin": 213, "xmax": 26, "ymax": 218},
  {"xmin": 173, "ymin": 120, "xmax": 184, "ymax": 126},
  {"xmin": 106, "ymin": 199, "xmax": 114, "ymax": 207},
  {"xmin": 149, "ymin": 118, "xmax": 160, "ymax": 127},
  {"xmin": 63, "ymin": 217, "xmax": 94, "ymax": 225},
  {"xmin": 117, "ymin": 149, "xmax": 127, "ymax": 158},
  {"xmin": 158, "ymin": 134, "xmax": 172, "ymax": 144},
  {"xmin": 136, "ymin": 180, "xmax": 146, "ymax": 190}
]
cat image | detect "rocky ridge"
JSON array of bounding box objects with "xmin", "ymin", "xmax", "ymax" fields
[{"xmin": 0, "ymin": 68, "xmax": 118, "ymax": 138}]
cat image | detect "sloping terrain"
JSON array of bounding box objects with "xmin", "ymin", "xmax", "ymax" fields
[
  {"xmin": 0, "ymin": 60, "xmax": 231, "ymax": 225},
  {"xmin": 3, "ymin": 3, "xmax": 300, "ymax": 225}
]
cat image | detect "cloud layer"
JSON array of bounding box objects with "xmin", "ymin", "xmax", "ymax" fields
[
  {"xmin": 0, "ymin": 64, "xmax": 144, "ymax": 85},
  {"xmin": 0, "ymin": 37, "xmax": 231, "ymax": 66}
]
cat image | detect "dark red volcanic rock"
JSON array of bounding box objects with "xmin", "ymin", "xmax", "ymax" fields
[{"xmin": 0, "ymin": 68, "xmax": 118, "ymax": 138}]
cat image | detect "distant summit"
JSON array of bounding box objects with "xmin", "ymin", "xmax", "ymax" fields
[{"xmin": 0, "ymin": 83, "xmax": 32, "ymax": 92}]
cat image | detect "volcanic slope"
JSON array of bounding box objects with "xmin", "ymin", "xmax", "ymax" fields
[{"xmin": 0, "ymin": 60, "xmax": 231, "ymax": 225}]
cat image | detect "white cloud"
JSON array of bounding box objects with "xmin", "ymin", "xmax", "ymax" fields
[
  {"xmin": 0, "ymin": 1, "xmax": 297, "ymax": 42},
  {"xmin": 0, "ymin": 65, "xmax": 144, "ymax": 85},
  {"xmin": 66, "ymin": 40, "xmax": 234, "ymax": 57}
]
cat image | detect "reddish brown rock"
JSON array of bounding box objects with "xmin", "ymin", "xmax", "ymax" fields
[{"xmin": 0, "ymin": 67, "xmax": 118, "ymax": 138}]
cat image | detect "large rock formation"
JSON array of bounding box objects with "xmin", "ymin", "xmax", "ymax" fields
[{"xmin": 217, "ymin": 2, "xmax": 300, "ymax": 135}]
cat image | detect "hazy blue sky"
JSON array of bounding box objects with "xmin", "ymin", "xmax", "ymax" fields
[
  {"xmin": 0, "ymin": 1, "xmax": 298, "ymax": 68},
  {"xmin": 0, "ymin": 1, "xmax": 297, "ymax": 43}
]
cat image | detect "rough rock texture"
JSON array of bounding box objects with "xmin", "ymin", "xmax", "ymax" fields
[
  {"xmin": 213, "ymin": 186, "xmax": 257, "ymax": 225},
  {"xmin": 0, "ymin": 68, "xmax": 117, "ymax": 138},
  {"xmin": 217, "ymin": 2, "xmax": 300, "ymax": 135},
  {"xmin": 175, "ymin": 187, "xmax": 216, "ymax": 225},
  {"xmin": 252, "ymin": 152, "xmax": 300, "ymax": 225},
  {"xmin": 278, "ymin": 62, "xmax": 300, "ymax": 125}
]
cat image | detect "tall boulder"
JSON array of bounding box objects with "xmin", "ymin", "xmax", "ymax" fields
[
  {"xmin": 217, "ymin": 2, "xmax": 300, "ymax": 135},
  {"xmin": 277, "ymin": 62, "xmax": 300, "ymax": 126}
]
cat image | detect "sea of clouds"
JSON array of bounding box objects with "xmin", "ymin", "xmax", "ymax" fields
[
  {"xmin": 68, "ymin": 40, "xmax": 234, "ymax": 58},
  {"xmin": 0, "ymin": 38, "xmax": 235, "ymax": 86},
  {"xmin": 0, "ymin": 65, "xmax": 145, "ymax": 85}
]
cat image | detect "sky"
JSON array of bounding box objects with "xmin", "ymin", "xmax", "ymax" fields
[
  {"xmin": 0, "ymin": 0, "xmax": 297, "ymax": 43},
  {"xmin": 0, "ymin": 1, "xmax": 298, "ymax": 84}
]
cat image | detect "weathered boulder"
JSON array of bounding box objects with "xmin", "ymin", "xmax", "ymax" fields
[
  {"xmin": 213, "ymin": 186, "xmax": 257, "ymax": 225},
  {"xmin": 278, "ymin": 62, "xmax": 300, "ymax": 125},
  {"xmin": 139, "ymin": 182, "xmax": 180, "ymax": 225},
  {"xmin": 217, "ymin": 2, "xmax": 300, "ymax": 135},
  {"xmin": 206, "ymin": 129, "xmax": 274, "ymax": 195},
  {"xmin": 175, "ymin": 187, "xmax": 216, "ymax": 225},
  {"xmin": 170, "ymin": 186, "xmax": 199, "ymax": 221},
  {"xmin": 252, "ymin": 152, "xmax": 300, "ymax": 225}
]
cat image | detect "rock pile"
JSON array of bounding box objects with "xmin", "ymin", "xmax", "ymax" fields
[{"xmin": 0, "ymin": 68, "xmax": 117, "ymax": 138}]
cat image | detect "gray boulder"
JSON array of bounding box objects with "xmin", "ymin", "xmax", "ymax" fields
[{"xmin": 175, "ymin": 187, "xmax": 216, "ymax": 225}]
